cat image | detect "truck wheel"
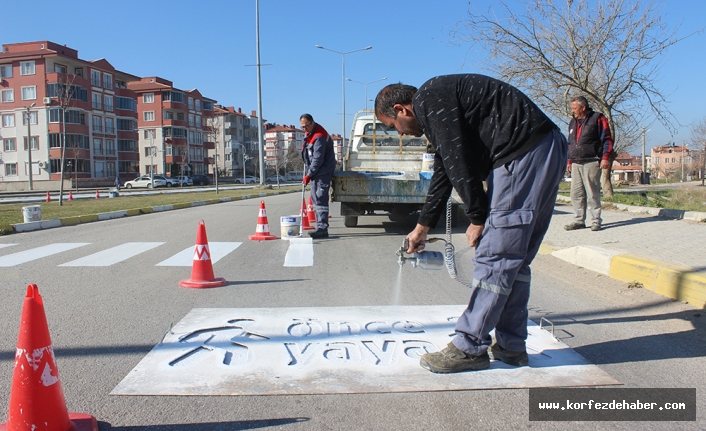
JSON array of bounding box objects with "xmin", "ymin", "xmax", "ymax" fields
[{"xmin": 344, "ymin": 215, "xmax": 358, "ymax": 227}]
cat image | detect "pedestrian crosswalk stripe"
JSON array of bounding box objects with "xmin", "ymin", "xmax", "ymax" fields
[
  {"xmin": 0, "ymin": 243, "xmax": 90, "ymax": 267},
  {"xmin": 155, "ymin": 242, "xmax": 243, "ymax": 267},
  {"xmin": 284, "ymin": 237, "xmax": 314, "ymax": 267},
  {"xmin": 59, "ymin": 242, "xmax": 165, "ymax": 267},
  {"xmin": 0, "ymin": 244, "xmax": 16, "ymax": 250}
]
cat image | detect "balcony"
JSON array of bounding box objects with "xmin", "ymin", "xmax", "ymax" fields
[
  {"xmin": 203, "ymin": 141, "xmax": 215, "ymax": 150},
  {"xmin": 163, "ymin": 118, "xmax": 188, "ymax": 128}
]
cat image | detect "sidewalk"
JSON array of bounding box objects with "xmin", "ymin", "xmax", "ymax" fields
[{"xmin": 543, "ymin": 200, "xmax": 706, "ymax": 308}]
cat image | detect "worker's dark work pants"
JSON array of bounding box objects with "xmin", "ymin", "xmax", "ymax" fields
[
  {"xmin": 453, "ymin": 129, "xmax": 568, "ymax": 356},
  {"xmin": 310, "ymin": 174, "xmax": 332, "ymax": 231}
]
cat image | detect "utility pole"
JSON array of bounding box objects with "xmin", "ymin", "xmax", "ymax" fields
[{"xmin": 25, "ymin": 103, "xmax": 36, "ymax": 191}]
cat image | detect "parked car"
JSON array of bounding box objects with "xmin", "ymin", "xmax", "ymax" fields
[
  {"xmin": 123, "ymin": 176, "xmax": 167, "ymax": 189},
  {"xmin": 191, "ymin": 174, "xmax": 212, "ymax": 186},
  {"xmin": 174, "ymin": 175, "xmax": 194, "ymax": 186},
  {"xmin": 286, "ymin": 171, "xmax": 305, "ymax": 181},
  {"xmin": 153, "ymin": 175, "xmax": 179, "ymax": 187},
  {"xmin": 234, "ymin": 175, "xmax": 259, "ymax": 184},
  {"xmin": 266, "ymin": 175, "xmax": 286, "ymax": 183}
]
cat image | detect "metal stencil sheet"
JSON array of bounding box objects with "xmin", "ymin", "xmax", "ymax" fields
[{"xmin": 112, "ymin": 305, "xmax": 620, "ymax": 395}]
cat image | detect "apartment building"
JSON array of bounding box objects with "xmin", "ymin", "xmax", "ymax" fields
[
  {"xmin": 210, "ymin": 106, "xmax": 264, "ymax": 177},
  {"xmin": 0, "ymin": 41, "xmax": 140, "ymax": 187},
  {"xmin": 651, "ymin": 144, "xmax": 693, "ymax": 180},
  {"xmin": 264, "ymin": 125, "xmax": 304, "ymax": 175},
  {"xmin": 127, "ymin": 77, "xmax": 216, "ymax": 178}
]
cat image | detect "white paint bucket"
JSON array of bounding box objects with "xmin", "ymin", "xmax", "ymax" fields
[
  {"xmin": 280, "ymin": 215, "xmax": 301, "ymax": 239},
  {"xmin": 22, "ymin": 205, "xmax": 42, "ymax": 223}
]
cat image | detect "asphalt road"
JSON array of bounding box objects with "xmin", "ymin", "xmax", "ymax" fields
[{"xmin": 0, "ymin": 192, "xmax": 703, "ymax": 430}]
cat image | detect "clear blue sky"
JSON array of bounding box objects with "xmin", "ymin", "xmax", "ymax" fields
[{"xmin": 2, "ymin": 0, "xmax": 703, "ymax": 153}]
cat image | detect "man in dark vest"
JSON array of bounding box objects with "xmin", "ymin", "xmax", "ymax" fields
[
  {"xmin": 565, "ymin": 96, "xmax": 614, "ymax": 231},
  {"xmin": 300, "ymin": 114, "xmax": 336, "ymax": 238}
]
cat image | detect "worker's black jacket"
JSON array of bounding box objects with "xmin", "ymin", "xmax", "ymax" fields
[{"xmin": 414, "ymin": 74, "xmax": 558, "ymax": 226}]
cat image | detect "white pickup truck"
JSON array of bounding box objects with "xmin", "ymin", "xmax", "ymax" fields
[{"xmin": 332, "ymin": 111, "xmax": 457, "ymax": 227}]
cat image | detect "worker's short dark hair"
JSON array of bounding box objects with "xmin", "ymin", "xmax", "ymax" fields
[
  {"xmin": 300, "ymin": 113, "xmax": 314, "ymax": 123},
  {"xmin": 570, "ymin": 96, "xmax": 590, "ymax": 110},
  {"xmin": 375, "ymin": 83, "xmax": 418, "ymax": 118}
]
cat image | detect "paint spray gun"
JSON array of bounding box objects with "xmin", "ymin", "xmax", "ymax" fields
[{"xmin": 396, "ymin": 237, "xmax": 446, "ymax": 270}]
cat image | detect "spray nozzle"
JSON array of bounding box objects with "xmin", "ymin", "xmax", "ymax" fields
[{"xmin": 397, "ymin": 237, "xmax": 445, "ymax": 269}]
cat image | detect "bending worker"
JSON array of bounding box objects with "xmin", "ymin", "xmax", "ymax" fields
[
  {"xmin": 375, "ymin": 75, "xmax": 567, "ymax": 373},
  {"xmin": 299, "ymin": 113, "xmax": 336, "ymax": 239}
]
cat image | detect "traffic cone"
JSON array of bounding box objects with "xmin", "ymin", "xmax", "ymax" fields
[
  {"xmin": 68, "ymin": 190, "xmax": 74, "ymax": 201},
  {"xmin": 248, "ymin": 201, "xmax": 278, "ymax": 240},
  {"xmin": 307, "ymin": 196, "xmax": 317, "ymax": 225},
  {"xmin": 1, "ymin": 284, "xmax": 98, "ymax": 431},
  {"xmin": 179, "ymin": 220, "xmax": 226, "ymax": 289},
  {"xmin": 45, "ymin": 191, "xmax": 51, "ymax": 203},
  {"xmin": 301, "ymin": 197, "xmax": 314, "ymax": 231},
  {"xmin": 94, "ymin": 189, "xmax": 100, "ymax": 199}
]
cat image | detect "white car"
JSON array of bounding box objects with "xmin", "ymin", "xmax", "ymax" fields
[
  {"xmin": 266, "ymin": 175, "xmax": 286, "ymax": 183},
  {"xmin": 174, "ymin": 175, "xmax": 194, "ymax": 186},
  {"xmin": 123, "ymin": 176, "xmax": 167, "ymax": 189},
  {"xmin": 234, "ymin": 175, "xmax": 259, "ymax": 184}
]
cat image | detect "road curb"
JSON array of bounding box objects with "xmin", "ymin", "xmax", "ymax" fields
[
  {"xmin": 6, "ymin": 190, "xmax": 294, "ymax": 235},
  {"xmin": 556, "ymin": 195, "xmax": 706, "ymax": 222},
  {"xmin": 549, "ymin": 244, "xmax": 706, "ymax": 308}
]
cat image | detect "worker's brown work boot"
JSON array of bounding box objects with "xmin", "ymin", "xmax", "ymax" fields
[
  {"xmin": 419, "ymin": 342, "xmax": 489, "ymax": 373},
  {"xmin": 489, "ymin": 342, "xmax": 529, "ymax": 367}
]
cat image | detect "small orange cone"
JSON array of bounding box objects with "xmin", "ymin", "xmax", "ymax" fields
[
  {"xmin": 307, "ymin": 196, "xmax": 317, "ymax": 225},
  {"xmin": 68, "ymin": 190, "xmax": 74, "ymax": 201},
  {"xmin": 1, "ymin": 284, "xmax": 98, "ymax": 431},
  {"xmin": 94, "ymin": 189, "xmax": 100, "ymax": 199},
  {"xmin": 45, "ymin": 191, "xmax": 51, "ymax": 203},
  {"xmin": 179, "ymin": 220, "xmax": 226, "ymax": 289},
  {"xmin": 248, "ymin": 201, "xmax": 278, "ymax": 240},
  {"xmin": 301, "ymin": 197, "xmax": 314, "ymax": 231}
]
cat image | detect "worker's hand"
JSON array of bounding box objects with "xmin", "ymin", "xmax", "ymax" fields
[
  {"xmin": 406, "ymin": 224, "xmax": 430, "ymax": 254},
  {"xmin": 566, "ymin": 163, "xmax": 572, "ymax": 174},
  {"xmin": 466, "ymin": 223, "xmax": 484, "ymax": 248},
  {"xmin": 302, "ymin": 175, "xmax": 311, "ymax": 185},
  {"xmin": 600, "ymin": 159, "xmax": 611, "ymax": 170}
]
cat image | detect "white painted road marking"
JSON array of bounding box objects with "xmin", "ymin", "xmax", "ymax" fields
[
  {"xmin": 283, "ymin": 237, "xmax": 314, "ymax": 267},
  {"xmin": 0, "ymin": 244, "xmax": 17, "ymax": 250},
  {"xmin": 0, "ymin": 243, "xmax": 90, "ymax": 267},
  {"xmin": 155, "ymin": 242, "xmax": 243, "ymax": 266},
  {"xmin": 59, "ymin": 242, "xmax": 165, "ymax": 267}
]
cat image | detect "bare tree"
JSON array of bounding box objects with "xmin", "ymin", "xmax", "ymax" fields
[
  {"xmin": 286, "ymin": 143, "xmax": 304, "ymax": 173},
  {"xmin": 53, "ymin": 74, "xmax": 79, "ymax": 205},
  {"xmin": 452, "ymin": 0, "xmax": 694, "ymax": 195},
  {"xmin": 690, "ymin": 118, "xmax": 706, "ymax": 186}
]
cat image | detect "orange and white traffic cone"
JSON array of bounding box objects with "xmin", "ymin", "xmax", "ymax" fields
[
  {"xmin": 45, "ymin": 191, "xmax": 51, "ymax": 203},
  {"xmin": 68, "ymin": 190, "xmax": 74, "ymax": 201},
  {"xmin": 1, "ymin": 284, "xmax": 98, "ymax": 431},
  {"xmin": 248, "ymin": 201, "xmax": 278, "ymax": 240},
  {"xmin": 307, "ymin": 196, "xmax": 317, "ymax": 225},
  {"xmin": 179, "ymin": 220, "xmax": 226, "ymax": 289},
  {"xmin": 95, "ymin": 189, "xmax": 100, "ymax": 199},
  {"xmin": 301, "ymin": 196, "xmax": 314, "ymax": 231}
]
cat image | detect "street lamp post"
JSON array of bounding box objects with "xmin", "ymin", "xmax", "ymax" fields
[
  {"xmin": 315, "ymin": 44, "xmax": 372, "ymax": 170},
  {"xmin": 148, "ymin": 129, "xmax": 155, "ymax": 189},
  {"xmin": 25, "ymin": 103, "xmax": 36, "ymax": 191},
  {"xmin": 346, "ymin": 77, "xmax": 387, "ymax": 111}
]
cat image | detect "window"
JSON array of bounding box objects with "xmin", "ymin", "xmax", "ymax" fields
[
  {"xmin": 49, "ymin": 108, "xmax": 62, "ymax": 123},
  {"xmin": 1, "ymin": 89, "xmax": 13, "ymax": 102},
  {"xmin": 116, "ymin": 118, "xmax": 136, "ymax": 131},
  {"xmin": 162, "ymin": 91, "xmax": 185, "ymax": 104},
  {"xmin": 0, "ymin": 64, "xmax": 12, "ymax": 78},
  {"xmin": 92, "ymin": 93, "xmax": 102, "ymax": 110},
  {"xmin": 144, "ymin": 111, "xmax": 155, "ymax": 121},
  {"xmin": 195, "ymin": 100, "xmax": 201, "ymax": 111},
  {"xmin": 46, "ymin": 83, "xmax": 88, "ymax": 102},
  {"xmin": 119, "ymin": 160, "xmax": 139, "ymax": 173},
  {"xmin": 105, "ymin": 139, "xmax": 115, "ymax": 156},
  {"xmin": 54, "ymin": 64, "xmax": 67, "ymax": 74},
  {"xmin": 20, "ymin": 61, "xmax": 35, "ymax": 75},
  {"xmin": 196, "ymin": 116, "xmax": 201, "ymax": 128},
  {"xmin": 49, "ymin": 133, "xmax": 89, "ymax": 149},
  {"xmin": 4, "ymin": 138, "xmax": 16, "ymax": 151},
  {"xmin": 189, "ymin": 114, "xmax": 194, "ymax": 126},
  {"xmin": 143, "ymin": 93, "xmax": 154, "ymax": 103},
  {"xmin": 21, "ymin": 86, "xmax": 36, "ymax": 100},
  {"xmin": 164, "ymin": 111, "xmax": 174, "ymax": 119},
  {"xmin": 5, "ymin": 163, "xmax": 17, "ymax": 176},
  {"xmin": 94, "ymin": 138, "xmax": 103, "ymax": 155},
  {"xmin": 202, "ymin": 101, "xmax": 213, "ymax": 111},
  {"xmin": 672, "ymin": 158, "xmax": 676, "ymax": 164},
  {"xmin": 74, "ymin": 67, "xmax": 83, "ymax": 76},
  {"xmin": 654, "ymin": 158, "xmax": 660, "ymax": 164},
  {"xmin": 23, "ymin": 136, "xmax": 39, "ymax": 150},
  {"xmin": 103, "ymin": 73, "xmax": 112, "ymax": 89},
  {"xmin": 105, "ymin": 118, "xmax": 114, "ymax": 134},
  {"xmin": 104, "ymin": 95, "xmax": 113, "ymax": 112},
  {"xmin": 93, "ymin": 115, "xmax": 102, "ymax": 132},
  {"xmin": 144, "ymin": 146, "xmax": 157, "ymax": 157},
  {"xmin": 143, "ymin": 129, "xmax": 156, "ymax": 139},
  {"xmin": 22, "ymin": 111, "xmax": 38, "ymax": 125},
  {"xmin": 91, "ymin": 70, "xmax": 100, "ymax": 87},
  {"xmin": 188, "ymin": 97, "xmax": 194, "ymax": 109},
  {"xmin": 65, "ymin": 110, "xmax": 85, "ymax": 125},
  {"xmin": 189, "ymin": 131, "xmax": 194, "ymax": 144},
  {"xmin": 116, "ymin": 96, "xmax": 136, "ymax": 111},
  {"xmin": 2, "ymin": 113, "xmax": 14, "ymax": 127},
  {"xmin": 118, "ymin": 139, "xmax": 138, "ymax": 152}
]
